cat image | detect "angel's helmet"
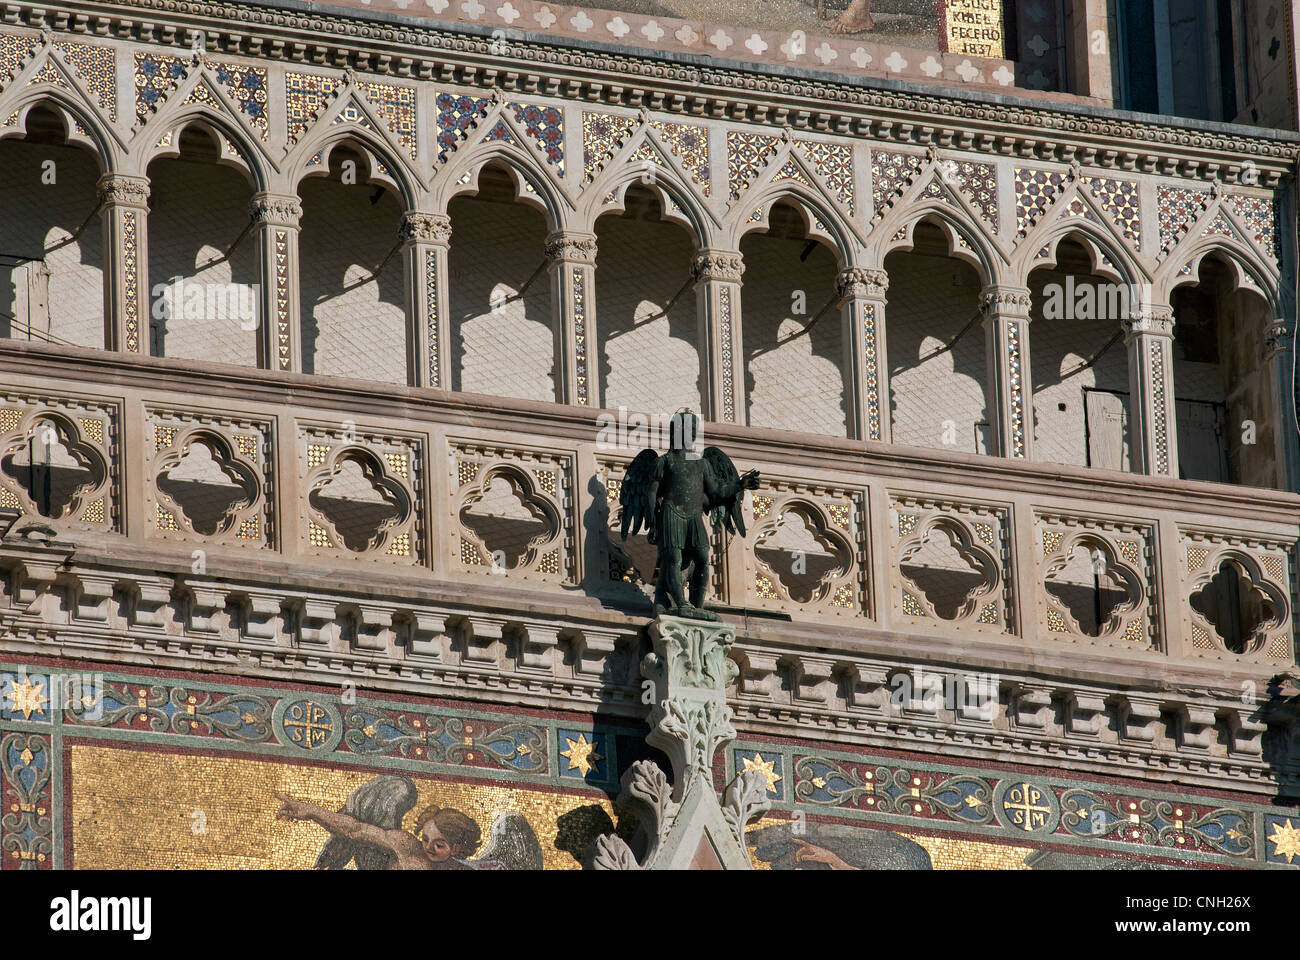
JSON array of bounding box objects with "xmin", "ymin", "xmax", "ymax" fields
[{"xmin": 668, "ymin": 409, "xmax": 700, "ymax": 452}]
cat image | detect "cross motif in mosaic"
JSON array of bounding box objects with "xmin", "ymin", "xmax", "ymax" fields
[
  {"xmin": 650, "ymin": 120, "xmax": 710, "ymax": 195},
  {"xmin": 946, "ymin": 160, "xmax": 999, "ymax": 231},
  {"xmin": 870, "ymin": 149, "xmax": 923, "ymax": 221},
  {"xmin": 54, "ymin": 41, "xmax": 117, "ymax": 122},
  {"xmin": 482, "ymin": 118, "xmax": 518, "ymax": 146},
  {"xmin": 772, "ymin": 158, "xmax": 812, "ymax": 188},
  {"xmin": 1013, "ymin": 167, "xmax": 1065, "ymax": 236},
  {"xmin": 355, "ymin": 80, "xmax": 417, "ymax": 159},
  {"xmin": 510, "ymin": 103, "xmax": 564, "ymax": 175},
  {"xmin": 0, "ymin": 32, "xmax": 36, "ymax": 85},
  {"xmin": 1224, "ymin": 195, "xmax": 1279, "ymax": 260},
  {"xmin": 285, "ymin": 71, "xmax": 339, "ymax": 147},
  {"xmin": 582, "ymin": 111, "xmax": 636, "ymax": 183},
  {"xmin": 436, "ymin": 92, "xmax": 489, "ymax": 162},
  {"xmin": 1058, "ymin": 195, "xmax": 1100, "ymax": 224},
  {"xmin": 1201, "ymin": 211, "xmax": 1238, "ymax": 242},
  {"xmin": 1156, "ymin": 184, "xmax": 1208, "ymax": 255},
  {"xmin": 213, "ymin": 62, "xmax": 268, "ymax": 139},
  {"xmin": 794, "ymin": 139, "xmax": 855, "ymax": 215},
  {"xmin": 134, "ymin": 52, "xmax": 189, "ymax": 124},
  {"xmin": 727, "ymin": 130, "xmax": 782, "ymax": 199},
  {"xmin": 1081, "ymin": 176, "xmax": 1139, "ymax": 250}
]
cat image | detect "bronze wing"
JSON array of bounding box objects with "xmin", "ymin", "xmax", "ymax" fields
[
  {"xmin": 702, "ymin": 446, "xmax": 747, "ymax": 537},
  {"xmin": 618, "ymin": 448, "xmax": 659, "ymax": 539}
]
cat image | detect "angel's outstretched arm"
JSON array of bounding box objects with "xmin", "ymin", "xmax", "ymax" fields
[{"xmin": 275, "ymin": 793, "xmax": 412, "ymax": 855}]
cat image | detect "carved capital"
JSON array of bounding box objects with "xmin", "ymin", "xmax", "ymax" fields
[
  {"xmin": 97, "ymin": 174, "xmax": 150, "ymax": 208},
  {"xmin": 1122, "ymin": 307, "xmax": 1175, "ymax": 339},
  {"xmin": 691, "ymin": 250, "xmax": 744, "ymax": 283},
  {"xmin": 249, "ymin": 193, "xmax": 303, "ymax": 227},
  {"xmin": 979, "ymin": 285, "xmax": 1032, "ymax": 319},
  {"xmin": 836, "ymin": 266, "xmax": 888, "ymax": 299},
  {"xmin": 1264, "ymin": 319, "xmax": 1291, "ymax": 360},
  {"xmin": 545, "ymin": 231, "xmax": 597, "ymax": 264},
  {"xmin": 399, "ymin": 211, "xmax": 452, "ymax": 245}
]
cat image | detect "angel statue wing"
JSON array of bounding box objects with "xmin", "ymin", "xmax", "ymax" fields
[
  {"xmin": 702, "ymin": 446, "xmax": 748, "ymax": 537},
  {"xmin": 618, "ymin": 448, "xmax": 659, "ymax": 540},
  {"xmin": 475, "ymin": 811, "xmax": 544, "ymax": 870},
  {"xmin": 314, "ymin": 775, "xmax": 418, "ymax": 871}
]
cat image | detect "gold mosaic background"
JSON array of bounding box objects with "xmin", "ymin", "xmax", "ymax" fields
[{"xmin": 69, "ymin": 744, "xmax": 614, "ymax": 870}]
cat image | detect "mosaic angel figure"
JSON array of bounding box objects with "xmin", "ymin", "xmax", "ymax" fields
[
  {"xmin": 619, "ymin": 410, "xmax": 759, "ymax": 621},
  {"xmin": 275, "ymin": 774, "xmax": 543, "ymax": 870}
]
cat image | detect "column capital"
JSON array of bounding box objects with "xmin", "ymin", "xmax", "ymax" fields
[
  {"xmin": 979, "ymin": 285, "xmax": 1032, "ymax": 320},
  {"xmin": 1122, "ymin": 306, "xmax": 1174, "ymax": 340},
  {"xmin": 545, "ymin": 231, "xmax": 597, "ymax": 264},
  {"xmin": 96, "ymin": 174, "xmax": 150, "ymax": 208},
  {"xmin": 1264, "ymin": 319, "xmax": 1291, "ymax": 360},
  {"xmin": 249, "ymin": 193, "xmax": 303, "ymax": 227},
  {"xmin": 399, "ymin": 211, "xmax": 452, "ymax": 245},
  {"xmin": 691, "ymin": 248, "xmax": 744, "ymax": 284},
  {"xmin": 837, "ymin": 266, "xmax": 888, "ymax": 299}
]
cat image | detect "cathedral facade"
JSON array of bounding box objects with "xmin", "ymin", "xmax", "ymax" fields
[{"xmin": 0, "ymin": 0, "xmax": 1298, "ymax": 870}]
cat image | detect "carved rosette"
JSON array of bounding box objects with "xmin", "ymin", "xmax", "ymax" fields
[{"xmin": 399, "ymin": 211, "xmax": 452, "ymax": 246}]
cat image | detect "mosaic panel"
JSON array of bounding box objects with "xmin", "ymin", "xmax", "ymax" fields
[
  {"xmin": 213, "ymin": 61, "xmax": 269, "ymax": 139},
  {"xmin": 649, "ymin": 120, "xmax": 710, "ymax": 195},
  {"xmin": 870, "ymin": 149, "xmax": 923, "ymax": 221},
  {"xmin": 134, "ymin": 52, "xmax": 188, "ymax": 124},
  {"xmin": 794, "ymin": 139, "xmax": 855, "ymax": 215},
  {"xmin": 1224, "ymin": 194, "xmax": 1279, "ymax": 260},
  {"xmin": 285, "ymin": 71, "xmax": 339, "ymax": 147},
  {"xmin": 1013, "ymin": 167, "xmax": 1064, "ymax": 236},
  {"xmin": 771, "ymin": 158, "xmax": 812, "ymax": 188},
  {"xmin": 727, "ymin": 130, "xmax": 782, "ymax": 200},
  {"xmin": 357, "ymin": 79, "xmax": 418, "ymax": 159},
  {"xmin": 511, "ymin": 102, "xmax": 564, "ymax": 174},
  {"xmin": 946, "ymin": 159, "xmax": 998, "ymax": 230},
  {"xmin": 1157, "ymin": 184, "xmax": 1209, "ymax": 255},
  {"xmin": 435, "ymin": 92, "xmax": 489, "ymax": 162},
  {"xmin": 0, "ymin": 32, "xmax": 36, "ymax": 85},
  {"xmin": 1081, "ymin": 175, "xmax": 1140, "ymax": 250},
  {"xmin": 54, "ymin": 41, "xmax": 117, "ymax": 122},
  {"xmin": 582, "ymin": 110, "xmax": 636, "ymax": 183}
]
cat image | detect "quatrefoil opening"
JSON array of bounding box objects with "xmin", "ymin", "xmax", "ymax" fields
[
  {"xmin": 1190, "ymin": 553, "xmax": 1287, "ymax": 655},
  {"xmin": 754, "ymin": 502, "xmax": 853, "ymax": 604},
  {"xmin": 157, "ymin": 433, "xmax": 258, "ymax": 536},
  {"xmin": 899, "ymin": 517, "xmax": 999, "ymax": 621},
  {"xmin": 1043, "ymin": 536, "xmax": 1144, "ymax": 638},
  {"xmin": 309, "ymin": 450, "xmax": 411, "ymax": 552},
  {"xmin": 459, "ymin": 467, "xmax": 559, "ymax": 570},
  {"xmin": 1, "ymin": 414, "xmax": 107, "ymax": 519}
]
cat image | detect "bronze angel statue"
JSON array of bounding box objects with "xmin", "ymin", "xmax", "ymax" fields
[{"xmin": 619, "ymin": 410, "xmax": 759, "ymax": 621}]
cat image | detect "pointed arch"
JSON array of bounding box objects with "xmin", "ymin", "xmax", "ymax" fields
[
  {"xmin": 732, "ymin": 178, "xmax": 857, "ymax": 270},
  {"xmin": 1015, "ymin": 214, "xmax": 1147, "ymax": 288},
  {"xmin": 291, "ymin": 125, "xmax": 418, "ymax": 212},
  {"xmin": 879, "ymin": 203, "xmax": 1000, "ymax": 286},
  {"xmin": 140, "ymin": 108, "xmax": 271, "ymax": 192},
  {"xmin": 1162, "ymin": 235, "xmax": 1281, "ymax": 316},
  {"xmin": 437, "ymin": 135, "xmax": 568, "ymax": 233},
  {"xmin": 0, "ymin": 90, "xmax": 115, "ymax": 175}
]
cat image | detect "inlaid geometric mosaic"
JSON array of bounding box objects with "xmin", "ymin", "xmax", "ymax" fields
[
  {"xmin": 1081, "ymin": 176, "xmax": 1139, "ymax": 250},
  {"xmin": 919, "ymin": 176, "xmax": 957, "ymax": 206},
  {"xmin": 727, "ymin": 130, "xmax": 782, "ymax": 199},
  {"xmin": 649, "ymin": 120, "xmax": 710, "ymax": 195},
  {"xmin": 582, "ymin": 111, "xmax": 636, "ymax": 184},
  {"xmin": 1201, "ymin": 211, "xmax": 1238, "ymax": 242},
  {"xmin": 1058, "ymin": 195, "xmax": 1100, "ymax": 223},
  {"xmin": 871, "ymin": 150, "xmax": 923, "ymax": 221},
  {"xmin": 483, "ymin": 118, "xmax": 517, "ymax": 146},
  {"xmin": 794, "ymin": 139, "xmax": 855, "ymax": 215},
  {"xmin": 53, "ymin": 41, "xmax": 117, "ymax": 122},
  {"xmin": 355, "ymin": 79, "xmax": 417, "ymax": 159},
  {"xmin": 25, "ymin": 57, "xmax": 69, "ymax": 92},
  {"xmin": 212, "ymin": 62, "xmax": 268, "ymax": 139},
  {"xmin": 1013, "ymin": 167, "xmax": 1065, "ymax": 237},
  {"xmin": 1224, "ymin": 194, "xmax": 1279, "ymax": 260},
  {"xmin": 0, "ymin": 32, "xmax": 36, "ymax": 86},
  {"xmin": 1156, "ymin": 184, "xmax": 1209, "ymax": 255},
  {"xmin": 134, "ymin": 52, "xmax": 188, "ymax": 124},
  {"xmin": 436, "ymin": 92, "xmax": 489, "ymax": 162},
  {"xmin": 285, "ymin": 71, "xmax": 339, "ymax": 147},
  {"xmin": 946, "ymin": 159, "xmax": 999, "ymax": 230},
  {"xmin": 511, "ymin": 102, "xmax": 564, "ymax": 175},
  {"xmin": 331, "ymin": 95, "xmax": 382, "ymax": 138},
  {"xmin": 771, "ymin": 158, "xmax": 812, "ymax": 188}
]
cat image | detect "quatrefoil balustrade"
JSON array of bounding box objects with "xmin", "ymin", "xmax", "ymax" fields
[
  {"xmin": 894, "ymin": 507, "xmax": 1005, "ymax": 628},
  {"xmin": 1042, "ymin": 535, "xmax": 1146, "ymax": 642},
  {"xmin": 309, "ymin": 451, "xmax": 409, "ymax": 552},
  {"xmin": 1188, "ymin": 551, "xmax": 1288, "ymax": 658},
  {"xmin": 459, "ymin": 468, "xmax": 559, "ymax": 570},
  {"xmin": 155, "ymin": 433, "xmax": 259, "ymax": 537},
  {"xmin": 0, "ymin": 413, "xmax": 108, "ymax": 523},
  {"xmin": 753, "ymin": 501, "xmax": 854, "ymax": 606}
]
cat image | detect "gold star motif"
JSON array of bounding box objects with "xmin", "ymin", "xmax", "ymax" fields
[
  {"xmin": 4, "ymin": 676, "xmax": 47, "ymax": 720},
  {"xmin": 741, "ymin": 753, "xmax": 781, "ymax": 792},
  {"xmin": 516, "ymin": 744, "xmax": 532, "ymax": 756},
  {"xmin": 1269, "ymin": 818, "xmax": 1300, "ymax": 864},
  {"xmin": 561, "ymin": 733, "xmax": 602, "ymax": 776},
  {"xmin": 363, "ymin": 725, "xmax": 377, "ymax": 738}
]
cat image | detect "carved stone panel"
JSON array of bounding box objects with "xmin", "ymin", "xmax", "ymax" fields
[
  {"xmin": 299, "ymin": 423, "xmax": 424, "ymax": 565},
  {"xmin": 1181, "ymin": 529, "xmax": 1293, "ymax": 664},
  {"xmin": 889, "ymin": 494, "xmax": 1012, "ymax": 633},
  {"xmin": 1036, "ymin": 513, "xmax": 1155, "ymax": 651},
  {"xmin": 0, "ymin": 392, "xmax": 118, "ymax": 533},
  {"xmin": 146, "ymin": 407, "xmax": 273, "ymax": 548},
  {"xmin": 452, "ymin": 440, "xmax": 574, "ymax": 584}
]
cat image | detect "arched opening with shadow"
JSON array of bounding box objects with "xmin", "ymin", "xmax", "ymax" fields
[
  {"xmin": 741, "ymin": 201, "xmax": 846, "ymax": 437},
  {"xmin": 1027, "ymin": 238, "xmax": 1134, "ymax": 471},
  {"xmin": 884, "ymin": 221, "xmax": 988, "ymax": 454},
  {"xmin": 448, "ymin": 162, "xmax": 555, "ymax": 401},
  {"xmin": 1170, "ymin": 256, "xmax": 1279, "ymax": 487},
  {"xmin": 146, "ymin": 123, "xmax": 260, "ymax": 366},
  {"xmin": 594, "ymin": 185, "xmax": 701, "ymax": 416},
  {"xmin": 298, "ymin": 145, "xmax": 407, "ymax": 384},
  {"xmin": 0, "ymin": 105, "xmax": 104, "ymax": 348}
]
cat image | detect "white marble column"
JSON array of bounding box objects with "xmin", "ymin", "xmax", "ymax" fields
[
  {"xmin": 981, "ymin": 285, "xmax": 1034, "ymax": 459},
  {"xmin": 400, "ymin": 211, "xmax": 452, "ymax": 389},
  {"xmin": 250, "ymin": 193, "xmax": 303, "ymax": 373},
  {"xmin": 837, "ymin": 266, "xmax": 890, "ymax": 443},
  {"xmin": 97, "ymin": 174, "xmax": 150, "ymax": 353},
  {"xmin": 546, "ymin": 231, "xmax": 598, "ymax": 406},
  {"xmin": 692, "ymin": 249, "xmax": 745, "ymax": 425}
]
